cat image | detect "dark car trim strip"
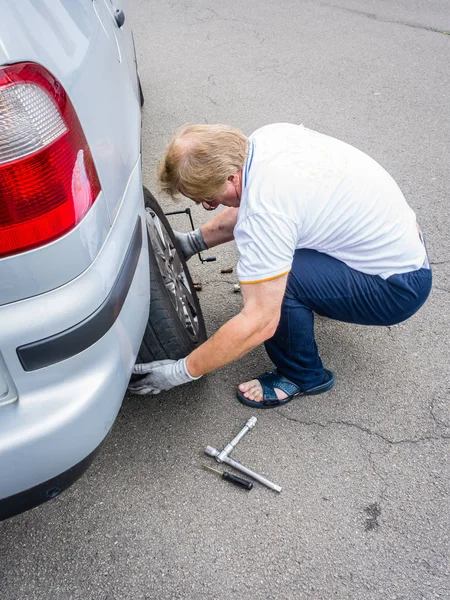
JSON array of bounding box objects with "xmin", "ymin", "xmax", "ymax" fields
[{"xmin": 17, "ymin": 217, "xmax": 142, "ymax": 372}]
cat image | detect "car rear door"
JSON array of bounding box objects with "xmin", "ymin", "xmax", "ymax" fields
[{"xmin": 96, "ymin": 0, "xmax": 140, "ymax": 97}]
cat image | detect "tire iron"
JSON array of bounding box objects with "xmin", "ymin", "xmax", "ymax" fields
[
  {"xmin": 164, "ymin": 207, "xmax": 216, "ymax": 264},
  {"xmin": 205, "ymin": 446, "xmax": 282, "ymax": 493},
  {"xmin": 217, "ymin": 416, "xmax": 257, "ymax": 462},
  {"xmin": 203, "ymin": 464, "xmax": 253, "ymax": 490},
  {"xmin": 205, "ymin": 416, "xmax": 282, "ymax": 493}
]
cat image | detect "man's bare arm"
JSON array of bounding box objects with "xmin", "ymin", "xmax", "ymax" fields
[
  {"xmin": 186, "ymin": 274, "xmax": 288, "ymax": 377},
  {"xmin": 200, "ymin": 207, "xmax": 239, "ymax": 248}
]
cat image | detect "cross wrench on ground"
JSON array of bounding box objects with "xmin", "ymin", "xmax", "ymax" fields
[
  {"xmin": 217, "ymin": 416, "xmax": 257, "ymax": 462},
  {"xmin": 205, "ymin": 417, "xmax": 282, "ymax": 493}
]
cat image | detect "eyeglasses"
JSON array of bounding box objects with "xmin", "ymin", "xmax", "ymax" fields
[{"xmin": 183, "ymin": 193, "xmax": 219, "ymax": 211}]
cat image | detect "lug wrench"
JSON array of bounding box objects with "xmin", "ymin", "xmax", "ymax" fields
[
  {"xmin": 217, "ymin": 416, "xmax": 257, "ymax": 462},
  {"xmin": 205, "ymin": 446, "xmax": 282, "ymax": 493},
  {"xmin": 205, "ymin": 416, "xmax": 282, "ymax": 493},
  {"xmin": 164, "ymin": 208, "xmax": 216, "ymax": 264}
]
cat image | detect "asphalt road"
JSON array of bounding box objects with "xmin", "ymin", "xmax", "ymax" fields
[{"xmin": 1, "ymin": 1, "xmax": 449, "ymax": 599}]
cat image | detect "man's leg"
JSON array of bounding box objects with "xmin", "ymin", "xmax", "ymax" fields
[
  {"xmin": 239, "ymin": 249, "xmax": 431, "ymax": 400},
  {"xmin": 263, "ymin": 283, "xmax": 325, "ymax": 391}
]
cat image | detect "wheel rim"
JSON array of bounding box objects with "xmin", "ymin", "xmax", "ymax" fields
[{"xmin": 145, "ymin": 208, "xmax": 200, "ymax": 342}]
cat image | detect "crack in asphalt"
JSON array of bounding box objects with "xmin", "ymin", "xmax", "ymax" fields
[
  {"xmin": 195, "ymin": 6, "xmax": 242, "ymax": 24},
  {"xmin": 430, "ymin": 394, "xmax": 450, "ymax": 430},
  {"xmin": 320, "ymin": 2, "xmax": 450, "ymax": 35},
  {"xmin": 367, "ymin": 450, "xmax": 389, "ymax": 502},
  {"xmin": 278, "ymin": 413, "xmax": 450, "ymax": 444}
]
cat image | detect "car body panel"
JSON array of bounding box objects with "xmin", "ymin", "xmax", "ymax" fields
[
  {"xmin": 0, "ymin": 192, "xmax": 111, "ymax": 306},
  {"xmin": 0, "ymin": 353, "xmax": 18, "ymax": 408},
  {"xmin": 0, "ymin": 0, "xmax": 141, "ymax": 305},
  {"xmin": 101, "ymin": 0, "xmax": 140, "ymax": 96},
  {"xmin": 0, "ymin": 0, "xmax": 151, "ymax": 513},
  {"xmin": 0, "ymin": 158, "xmax": 150, "ymax": 499},
  {"xmin": 0, "ymin": 158, "xmax": 147, "ymax": 392}
]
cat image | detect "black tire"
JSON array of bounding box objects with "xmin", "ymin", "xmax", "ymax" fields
[
  {"xmin": 138, "ymin": 76, "xmax": 144, "ymax": 108},
  {"xmin": 137, "ymin": 188, "xmax": 207, "ymax": 364}
]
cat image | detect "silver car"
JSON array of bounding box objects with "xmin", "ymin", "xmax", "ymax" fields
[{"xmin": 0, "ymin": 0, "xmax": 206, "ymax": 520}]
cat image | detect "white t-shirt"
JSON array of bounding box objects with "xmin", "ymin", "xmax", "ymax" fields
[{"xmin": 234, "ymin": 123, "xmax": 426, "ymax": 283}]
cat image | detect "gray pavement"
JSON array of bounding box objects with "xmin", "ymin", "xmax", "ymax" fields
[{"xmin": 1, "ymin": 1, "xmax": 449, "ymax": 598}]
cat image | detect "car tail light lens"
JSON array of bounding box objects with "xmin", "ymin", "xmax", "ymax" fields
[{"xmin": 0, "ymin": 63, "xmax": 101, "ymax": 258}]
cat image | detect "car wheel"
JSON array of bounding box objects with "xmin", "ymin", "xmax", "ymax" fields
[{"xmin": 137, "ymin": 187, "xmax": 207, "ymax": 364}]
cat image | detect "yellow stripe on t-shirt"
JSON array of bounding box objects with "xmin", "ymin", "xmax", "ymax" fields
[{"xmin": 239, "ymin": 270, "xmax": 290, "ymax": 285}]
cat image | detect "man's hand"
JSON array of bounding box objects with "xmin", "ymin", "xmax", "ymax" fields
[
  {"xmin": 174, "ymin": 229, "xmax": 208, "ymax": 260},
  {"xmin": 128, "ymin": 358, "xmax": 201, "ymax": 395}
]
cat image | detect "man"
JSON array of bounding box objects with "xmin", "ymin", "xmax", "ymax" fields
[{"xmin": 129, "ymin": 123, "xmax": 432, "ymax": 408}]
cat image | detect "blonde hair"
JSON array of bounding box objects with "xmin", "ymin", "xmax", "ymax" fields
[{"xmin": 158, "ymin": 124, "xmax": 249, "ymax": 200}]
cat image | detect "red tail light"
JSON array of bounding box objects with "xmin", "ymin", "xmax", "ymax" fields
[{"xmin": 0, "ymin": 63, "xmax": 101, "ymax": 258}]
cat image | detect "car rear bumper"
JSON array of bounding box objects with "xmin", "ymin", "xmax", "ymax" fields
[
  {"xmin": 0, "ymin": 158, "xmax": 150, "ymax": 515},
  {"xmin": 17, "ymin": 217, "xmax": 142, "ymax": 372},
  {"xmin": 0, "ymin": 444, "xmax": 101, "ymax": 521}
]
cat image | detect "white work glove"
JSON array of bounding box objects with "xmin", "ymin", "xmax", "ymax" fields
[
  {"xmin": 174, "ymin": 229, "xmax": 208, "ymax": 260},
  {"xmin": 128, "ymin": 358, "xmax": 201, "ymax": 395}
]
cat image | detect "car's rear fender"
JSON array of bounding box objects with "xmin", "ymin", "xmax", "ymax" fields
[{"xmin": 0, "ymin": 158, "xmax": 149, "ymax": 499}]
